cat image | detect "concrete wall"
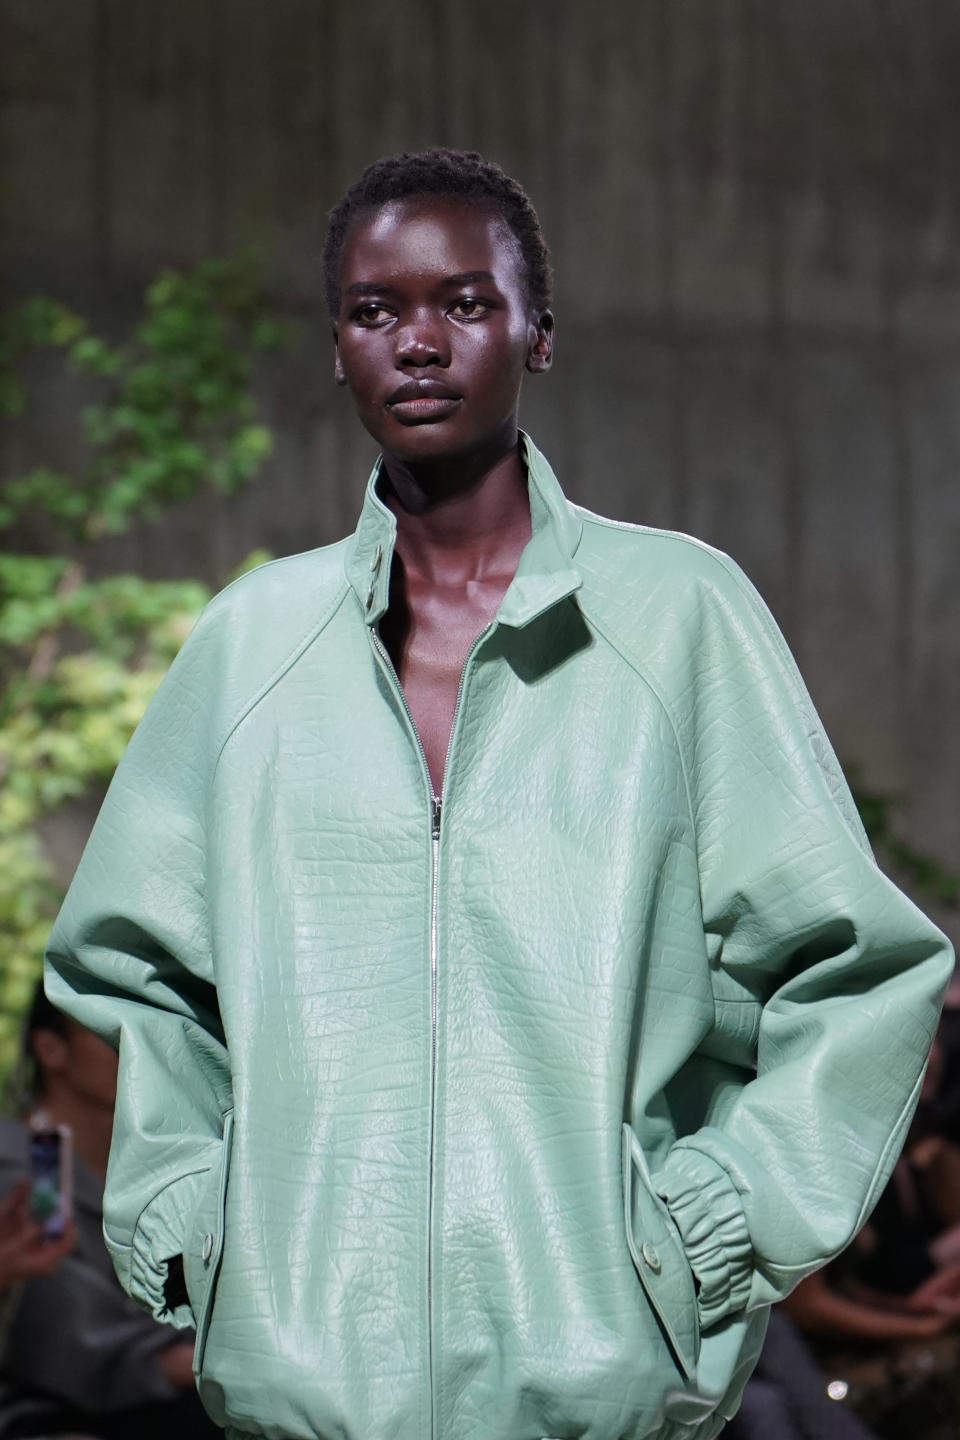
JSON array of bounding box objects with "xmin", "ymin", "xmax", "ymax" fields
[{"xmin": 2, "ymin": 0, "xmax": 959, "ymax": 912}]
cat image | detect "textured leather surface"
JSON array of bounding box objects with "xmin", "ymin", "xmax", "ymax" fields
[{"xmin": 45, "ymin": 435, "xmax": 952, "ymax": 1440}]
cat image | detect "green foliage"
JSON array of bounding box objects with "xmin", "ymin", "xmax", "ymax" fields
[
  {"xmin": 0, "ymin": 255, "xmax": 286, "ymax": 539},
  {"xmin": 0, "ymin": 298, "xmax": 87, "ymax": 420},
  {"xmin": 0, "ymin": 256, "xmax": 284, "ymax": 1088},
  {"xmin": 852, "ymin": 776, "xmax": 960, "ymax": 907}
]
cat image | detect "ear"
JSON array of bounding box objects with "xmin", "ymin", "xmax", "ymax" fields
[
  {"xmin": 526, "ymin": 310, "xmax": 555, "ymax": 375},
  {"xmin": 333, "ymin": 333, "xmax": 347, "ymax": 388}
]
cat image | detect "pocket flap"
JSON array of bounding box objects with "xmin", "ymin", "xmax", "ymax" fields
[{"xmin": 622, "ymin": 1123, "xmax": 699, "ymax": 1380}]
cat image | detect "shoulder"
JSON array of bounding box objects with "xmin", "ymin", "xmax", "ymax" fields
[
  {"xmin": 570, "ymin": 501, "xmax": 823, "ymax": 746},
  {"xmin": 129, "ymin": 538, "xmax": 353, "ymax": 761},
  {"xmin": 571, "ymin": 502, "xmax": 862, "ymax": 829},
  {"xmin": 572, "ymin": 503, "xmax": 771, "ymax": 639},
  {"xmin": 196, "ymin": 537, "xmax": 352, "ymax": 642},
  {"xmin": 170, "ymin": 536, "xmax": 352, "ymax": 683}
]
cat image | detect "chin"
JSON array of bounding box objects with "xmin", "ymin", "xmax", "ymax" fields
[{"xmin": 378, "ymin": 421, "xmax": 476, "ymax": 464}]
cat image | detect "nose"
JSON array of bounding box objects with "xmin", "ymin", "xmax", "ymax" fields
[{"xmin": 394, "ymin": 309, "xmax": 450, "ymax": 369}]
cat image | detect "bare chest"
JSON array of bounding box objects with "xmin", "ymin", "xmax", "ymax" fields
[{"xmin": 380, "ymin": 579, "xmax": 504, "ymax": 797}]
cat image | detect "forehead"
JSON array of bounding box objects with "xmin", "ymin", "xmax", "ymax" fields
[{"xmin": 339, "ymin": 195, "xmax": 526, "ymax": 293}]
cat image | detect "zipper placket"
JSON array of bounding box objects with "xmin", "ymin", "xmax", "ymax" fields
[{"xmin": 369, "ymin": 621, "xmax": 490, "ymax": 1439}]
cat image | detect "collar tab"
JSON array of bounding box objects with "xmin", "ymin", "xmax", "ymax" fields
[
  {"xmin": 495, "ymin": 433, "xmax": 583, "ymax": 629},
  {"xmin": 345, "ymin": 458, "xmax": 396, "ymax": 625},
  {"xmin": 343, "ymin": 434, "xmax": 583, "ymax": 629}
]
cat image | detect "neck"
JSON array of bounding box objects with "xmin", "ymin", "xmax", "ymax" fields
[
  {"xmin": 35, "ymin": 1087, "xmax": 113, "ymax": 1180},
  {"xmin": 380, "ymin": 429, "xmax": 532, "ymax": 583}
]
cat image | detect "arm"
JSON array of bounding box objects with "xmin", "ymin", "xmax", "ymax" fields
[
  {"xmin": 782, "ymin": 1269, "xmax": 960, "ymax": 1342},
  {"xmin": 44, "ymin": 605, "xmax": 232, "ymax": 1328},
  {"xmin": 0, "ymin": 1253, "xmax": 193, "ymax": 1411},
  {"xmin": 0, "ymin": 1169, "xmax": 76, "ymax": 1359},
  {"xmin": 651, "ymin": 556, "xmax": 953, "ymax": 1329},
  {"xmin": 930, "ymin": 1224, "xmax": 960, "ymax": 1268}
]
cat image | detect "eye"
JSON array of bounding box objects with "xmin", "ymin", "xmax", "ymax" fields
[
  {"xmin": 449, "ymin": 298, "xmax": 491, "ymax": 320},
  {"xmin": 351, "ymin": 303, "xmax": 393, "ymax": 326}
]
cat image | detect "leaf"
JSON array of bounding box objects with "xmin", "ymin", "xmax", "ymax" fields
[
  {"xmin": 70, "ymin": 336, "xmax": 122, "ymax": 376},
  {"xmin": 0, "ymin": 250, "xmax": 287, "ymax": 1088}
]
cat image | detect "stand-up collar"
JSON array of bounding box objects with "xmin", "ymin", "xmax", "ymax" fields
[{"xmin": 344, "ymin": 433, "xmax": 583, "ymax": 629}]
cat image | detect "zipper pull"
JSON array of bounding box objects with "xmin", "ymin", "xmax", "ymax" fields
[{"xmin": 431, "ymin": 796, "xmax": 442, "ymax": 840}]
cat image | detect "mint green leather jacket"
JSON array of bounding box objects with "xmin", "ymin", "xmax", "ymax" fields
[{"xmin": 46, "ymin": 436, "xmax": 952, "ymax": 1440}]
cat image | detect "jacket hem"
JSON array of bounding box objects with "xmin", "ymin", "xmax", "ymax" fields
[{"xmin": 220, "ymin": 1424, "xmax": 726, "ymax": 1440}]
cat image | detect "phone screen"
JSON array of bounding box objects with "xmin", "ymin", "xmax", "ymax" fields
[{"xmin": 28, "ymin": 1126, "xmax": 71, "ymax": 1239}]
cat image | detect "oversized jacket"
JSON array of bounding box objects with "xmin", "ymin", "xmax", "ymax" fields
[{"xmin": 45, "ymin": 434, "xmax": 952, "ymax": 1440}]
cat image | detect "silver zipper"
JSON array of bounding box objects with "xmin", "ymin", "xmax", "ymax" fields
[
  {"xmin": 369, "ymin": 620, "xmax": 491, "ymax": 1439},
  {"xmin": 427, "ymin": 789, "xmax": 442, "ymax": 1440}
]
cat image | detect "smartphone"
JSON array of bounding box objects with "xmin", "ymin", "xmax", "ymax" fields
[{"xmin": 27, "ymin": 1118, "xmax": 72, "ymax": 1240}]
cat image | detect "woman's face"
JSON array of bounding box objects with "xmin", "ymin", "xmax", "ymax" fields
[
  {"xmin": 333, "ymin": 194, "xmax": 552, "ymax": 470},
  {"xmin": 33, "ymin": 1021, "xmax": 118, "ymax": 1110}
]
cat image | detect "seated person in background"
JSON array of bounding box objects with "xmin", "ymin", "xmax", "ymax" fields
[
  {"xmin": 0, "ymin": 1180, "xmax": 75, "ymax": 1364},
  {"xmin": 0, "ymin": 984, "xmax": 219, "ymax": 1440},
  {"xmin": 784, "ymin": 1025, "xmax": 960, "ymax": 1344},
  {"xmin": 726, "ymin": 1024, "xmax": 960, "ymax": 1440},
  {"xmin": 919, "ymin": 971, "xmax": 960, "ymax": 1146},
  {"xmin": 726, "ymin": 1022, "xmax": 960, "ymax": 1440}
]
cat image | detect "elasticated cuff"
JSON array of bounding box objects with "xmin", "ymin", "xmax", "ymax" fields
[
  {"xmin": 655, "ymin": 1146, "xmax": 753, "ymax": 1329},
  {"xmin": 128, "ymin": 1166, "xmax": 212, "ymax": 1327}
]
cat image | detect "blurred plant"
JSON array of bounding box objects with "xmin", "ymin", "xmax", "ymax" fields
[
  {"xmin": 851, "ymin": 776, "xmax": 959, "ymax": 908},
  {"xmin": 0, "ymin": 255, "xmax": 286, "ymax": 1088}
]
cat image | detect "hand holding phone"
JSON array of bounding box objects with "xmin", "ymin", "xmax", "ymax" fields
[
  {"xmin": 0, "ymin": 1179, "xmax": 75, "ymax": 1289},
  {"xmin": 27, "ymin": 1115, "xmax": 73, "ymax": 1241}
]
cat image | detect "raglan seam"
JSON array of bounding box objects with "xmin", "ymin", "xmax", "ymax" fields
[
  {"xmin": 212, "ymin": 580, "xmax": 353, "ymax": 777},
  {"xmin": 574, "ymin": 598, "xmax": 700, "ymax": 867},
  {"xmin": 574, "ymin": 510, "xmax": 870, "ymax": 854}
]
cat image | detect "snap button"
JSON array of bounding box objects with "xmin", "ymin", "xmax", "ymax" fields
[
  {"xmin": 370, "ymin": 543, "xmax": 382, "ymax": 574},
  {"xmin": 641, "ymin": 1241, "xmax": 661, "ymax": 1273},
  {"xmin": 201, "ymin": 1233, "xmax": 214, "ymax": 1264}
]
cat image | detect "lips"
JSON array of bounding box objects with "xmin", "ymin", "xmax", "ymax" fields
[{"xmin": 386, "ymin": 379, "xmax": 462, "ymax": 424}]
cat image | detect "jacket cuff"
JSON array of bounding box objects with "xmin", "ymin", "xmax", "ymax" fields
[
  {"xmin": 126, "ymin": 1167, "xmax": 212, "ymax": 1328},
  {"xmin": 655, "ymin": 1145, "xmax": 753, "ymax": 1329}
]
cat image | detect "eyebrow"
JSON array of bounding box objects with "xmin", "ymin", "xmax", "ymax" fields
[
  {"xmin": 442, "ymin": 270, "xmax": 497, "ymax": 286},
  {"xmin": 344, "ymin": 270, "xmax": 498, "ymax": 297}
]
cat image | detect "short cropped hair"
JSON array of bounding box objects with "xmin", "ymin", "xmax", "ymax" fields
[
  {"xmin": 323, "ymin": 148, "xmax": 552, "ymax": 317},
  {"xmin": 5, "ymin": 980, "xmax": 72, "ymax": 1113}
]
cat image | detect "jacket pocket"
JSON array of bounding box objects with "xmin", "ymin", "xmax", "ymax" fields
[
  {"xmin": 622, "ymin": 1122, "xmax": 699, "ymax": 1381},
  {"xmin": 183, "ymin": 1108, "xmax": 234, "ymax": 1378}
]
